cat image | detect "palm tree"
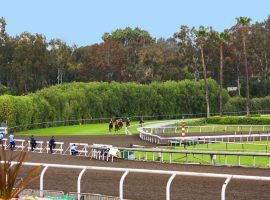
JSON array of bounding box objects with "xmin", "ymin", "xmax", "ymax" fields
[
  {"xmin": 236, "ymin": 16, "xmax": 252, "ymax": 116},
  {"xmin": 194, "ymin": 26, "xmax": 210, "ymax": 117},
  {"xmin": 218, "ymin": 31, "xmax": 230, "ymax": 116}
]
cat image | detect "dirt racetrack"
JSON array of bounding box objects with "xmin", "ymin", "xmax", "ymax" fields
[{"xmin": 13, "ymin": 134, "xmax": 270, "ymax": 200}]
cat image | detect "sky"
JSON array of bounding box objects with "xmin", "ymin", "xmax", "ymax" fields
[{"xmin": 1, "ymin": 0, "xmax": 270, "ymax": 47}]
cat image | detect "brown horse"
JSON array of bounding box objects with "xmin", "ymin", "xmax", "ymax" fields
[{"xmin": 114, "ymin": 120, "xmax": 119, "ymax": 132}]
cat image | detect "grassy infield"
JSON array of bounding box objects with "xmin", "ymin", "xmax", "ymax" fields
[
  {"xmin": 18, "ymin": 122, "xmax": 143, "ymax": 136},
  {"xmin": 17, "ymin": 120, "xmax": 270, "ymax": 167}
]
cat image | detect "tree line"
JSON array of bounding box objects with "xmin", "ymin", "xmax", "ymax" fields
[
  {"xmin": 0, "ymin": 16, "xmax": 270, "ymax": 97},
  {"xmin": 1, "ymin": 16, "xmax": 270, "ymax": 118}
]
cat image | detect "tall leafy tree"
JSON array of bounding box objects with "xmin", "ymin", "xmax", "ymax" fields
[
  {"xmin": 193, "ymin": 26, "xmax": 210, "ymax": 117},
  {"xmin": 0, "ymin": 17, "xmax": 10, "ymax": 87},
  {"xmin": 49, "ymin": 39, "xmax": 75, "ymax": 84},
  {"xmin": 236, "ymin": 16, "xmax": 252, "ymax": 116},
  {"xmin": 173, "ymin": 25, "xmax": 198, "ymax": 80},
  {"xmin": 218, "ymin": 31, "xmax": 230, "ymax": 116},
  {"xmin": 102, "ymin": 27, "xmax": 155, "ymax": 81}
]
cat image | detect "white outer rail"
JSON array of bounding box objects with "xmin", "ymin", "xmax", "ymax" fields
[
  {"xmin": 6, "ymin": 161, "xmax": 270, "ymax": 200},
  {"xmin": 77, "ymin": 168, "xmax": 87, "ymax": 199},
  {"xmin": 221, "ymin": 176, "xmax": 233, "ymax": 200},
  {"xmin": 139, "ymin": 126, "xmax": 270, "ymax": 145},
  {"xmin": 40, "ymin": 166, "xmax": 48, "ymax": 197},
  {"xmin": 166, "ymin": 173, "xmax": 176, "ymax": 200}
]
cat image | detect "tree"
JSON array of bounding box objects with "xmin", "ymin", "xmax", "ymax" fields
[
  {"xmin": 11, "ymin": 33, "xmax": 49, "ymax": 94},
  {"xmin": 173, "ymin": 25, "xmax": 198, "ymax": 80},
  {"xmin": 218, "ymin": 31, "xmax": 230, "ymax": 116},
  {"xmin": 193, "ymin": 26, "xmax": 210, "ymax": 117},
  {"xmin": 49, "ymin": 39, "xmax": 75, "ymax": 84},
  {"xmin": 236, "ymin": 16, "xmax": 252, "ymax": 116}
]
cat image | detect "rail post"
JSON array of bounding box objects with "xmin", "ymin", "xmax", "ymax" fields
[
  {"xmin": 77, "ymin": 167, "xmax": 87, "ymax": 199},
  {"xmin": 221, "ymin": 176, "xmax": 233, "ymax": 200},
  {"xmin": 120, "ymin": 171, "xmax": 129, "ymax": 200},
  {"xmin": 166, "ymin": 173, "xmax": 176, "ymax": 200},
  {"xmin": 40, "ymin": 166, "xmax": 49, "ymax": 197}
]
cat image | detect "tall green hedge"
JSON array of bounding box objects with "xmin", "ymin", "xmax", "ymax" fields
[
  {"xmin": 206, "ymin": 116, "xmax": 270, "ymax": 125},
  {"xmin": 224, "ymin": 96, "xmax": 270, "ymax": 114},
  {"xmin": 0, "ymin": 79, "xmax": 229, "ymax": 129}
]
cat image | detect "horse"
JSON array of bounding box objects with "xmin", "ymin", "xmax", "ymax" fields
[
  {"xmin": 114, "ymin": 120, "xmax": 119, "ymax": 132},
  {"xmin": 109, "ymin": 120, "xmax": 113, "ymax": 132}
]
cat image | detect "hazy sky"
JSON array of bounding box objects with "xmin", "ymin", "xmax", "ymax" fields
[{"xmin": 1, "ymin": 0, "xmax": 269, "ymax": 46}]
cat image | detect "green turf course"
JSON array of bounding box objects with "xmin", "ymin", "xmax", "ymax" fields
[
  {"xmin": 169, "ymin": 141, "xmax": 270, "ymax": 152},
  {"xmin": 131, "ymin": 150, "xmax": 270, "ymax": 167},
  {"xmin": 16, "ymin": 120, "xmax": 160, "ymax": 136},
  {"xmin": 129, "ymin": 141, "xmax": 270, "ymax": 167},
  {"xmin": 17, "ymin": 123, "xmax": 124, "ymax": 136}
]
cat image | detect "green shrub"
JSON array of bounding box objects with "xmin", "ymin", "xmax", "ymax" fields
[{"xmin": 206, "ymin": 116, "xmax": 270, "ymax": 125}]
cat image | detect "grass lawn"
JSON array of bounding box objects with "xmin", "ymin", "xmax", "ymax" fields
[
  {"xmin": 127, "ymin": 141, "xmax": 270, "ymax": 167},
  {"xmin": 131, "ymin": 148, "xmax": 270, "ymax": 167},
  {"xmin": 171, "ymin": 141, "xmax": 270, "ymax": 152},
  {"xmin": 16, "ymin": 120, "xmax": 161, "ymax": 136}
]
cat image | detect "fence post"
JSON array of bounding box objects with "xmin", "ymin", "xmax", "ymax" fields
[
  {"xmin": 166, "ymin": 173, "xmax": 176, "ymax": 200},
  {"xmin": 221, "ymin": 176, "xmax": 233, "ymax": 200},
  {"xmin": 120, "ymin": 171, "xmax": 129, "ymax": 200},
  {"xmin": 40, "ymin": 166, "xmax": 49, "ymax": 197},
  {"xmin": 77, "ymin": 168, "xmax": 87, "ymax": 200}
]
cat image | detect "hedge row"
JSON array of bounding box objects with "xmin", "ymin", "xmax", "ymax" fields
[
  {"xmin": 0, "ymin": 79, "xmax": 229, "ymax": 129},
  {"xmin": 206, "ymin": 116, "xmax": 270, "ymax": 125},
  {"xmin": 224, "ymin": 96, "xmax": 270, "ymax": 114}
]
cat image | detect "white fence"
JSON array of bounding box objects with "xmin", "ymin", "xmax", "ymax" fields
[
  {"xmin": 63, "ymin": 143, "xmax": 88, "ymax": 156},
  {"xmin": 119, "ymin": 147, "xmax": 270, "ymax": 167},
  {"xmin": 139, "ymin": 127, "xmax": 270, "ymax": 145},
  {"xmin": 46, "ymin": 141, "xmax": 64, "ymax": 154},
  {"xmin": 7, "ymin": 161, "xmax": 270, "ymax": 200},
  {"xmin": 27, "ymin": 140, "xmax": 44, "ymax": 153},
  {"xmin": 147, "ymin": 125, "xmax": 270, "ymax": 135}
]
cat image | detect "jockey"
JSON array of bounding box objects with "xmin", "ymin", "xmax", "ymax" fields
[
  {"xmin": 109, "ymin": 119, "xmax": 113, "ymax": 132},
  {"xmin": 126, "ymin": 117, "xmax": 131, "ymax": 127},
  {"xmin": 139, "ymin": 118, "xmax": 144, "ymax": 127}
]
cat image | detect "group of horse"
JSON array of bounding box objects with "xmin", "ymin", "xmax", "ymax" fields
[{"xmin": 109, "ymin": 118, "xmax": 131, "ymax": 132}]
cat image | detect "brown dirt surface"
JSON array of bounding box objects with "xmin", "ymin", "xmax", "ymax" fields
[
  {"xmin": 17, "ymin": 134, "xmax": 154, "ymax": 148},
  {"xmin": 9, "ymin": 135, "xmax": 270, "ymax": 200}
]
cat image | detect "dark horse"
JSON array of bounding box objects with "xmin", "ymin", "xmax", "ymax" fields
[{"xmin": 109, "ymin": 119, "xmax": 113, "ymax": 132}]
